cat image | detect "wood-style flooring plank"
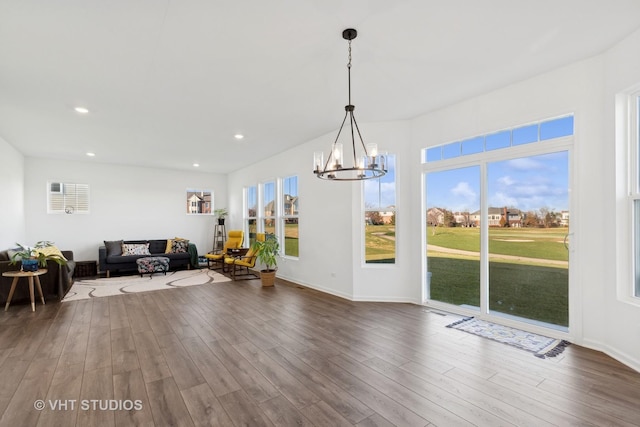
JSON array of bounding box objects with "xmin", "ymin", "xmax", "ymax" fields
[
  {"xmin": 145, "ymin": 377, "xmax": 194, "ymax": 427},
  {"xmin": 180, "ymin": 383, "xmax": 234, "ymax": 427},
  {"xmin": 113, "ymin": 369, "xmax": 155, "ymax": 427},
  {"xmin": 0, "ymin": 276, "xmax": 639, "ymax": 427}
]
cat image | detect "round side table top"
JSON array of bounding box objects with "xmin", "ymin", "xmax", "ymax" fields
[{"xmin": 2, "ymin": 269, "xmax": 48, "ymax": 278}]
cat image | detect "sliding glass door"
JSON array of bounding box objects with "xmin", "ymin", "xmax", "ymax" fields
[
  {"xmin": 426, "ymin": 166, "xmax": 481, "ymax": 310},
  {"xmin": 487, "ymin": 152, "xmax": 569, "ymax": 326},
  {"xmin": 425, "ymin": 150, "xmax": 570, "ymax": 329}
]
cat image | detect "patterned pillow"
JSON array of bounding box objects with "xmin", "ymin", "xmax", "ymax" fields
[
  {"xmin": 171, "ymin": 239, "xmax": 189, "ymax": 253},
  {"xmin": 122, "ymin": 243, "xmax": 151, "ymax": 256}
]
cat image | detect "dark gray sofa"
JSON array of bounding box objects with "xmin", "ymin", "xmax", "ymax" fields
[{"xmin": 99, "ymin": 239, "xmax": 197, "ymax": 277}]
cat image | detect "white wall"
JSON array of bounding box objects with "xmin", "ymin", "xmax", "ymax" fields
[
  {"xmin": 227, "ymin": 132, "xmax": 358, "ymax": 299},
  {"xmin": 605, "ymin": 27, "xmax": 640, "ymax": 371},
  {"xmin": 23, "ymin": 157, "xmax": 227, "ymax": 262},
  {"xmin": 0, "ymin": 137, "xmax": 26, "ymax": 249}
]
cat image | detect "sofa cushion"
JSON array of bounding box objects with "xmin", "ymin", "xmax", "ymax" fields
[
  {"xmin": 122, "ymin": 243, "xmax": 151, "ymax": 256},
  {"xmin": 104, "ymin": 240, "xmax": 123, "ymax": 257},
  {"xmin": 148, "ymin": 240, "xmax": 167, "ymax": 254}
]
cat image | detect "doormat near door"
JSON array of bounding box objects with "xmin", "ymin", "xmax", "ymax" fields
[{"xmin": 446, "ymin": 317, "xmax": 570, "ymax": 358}]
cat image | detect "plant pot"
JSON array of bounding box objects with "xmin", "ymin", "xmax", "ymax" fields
[
  {"xmin": 21, "ymin": 259, "xmax": 39, "ymax": 272},
  {"xmin": 260, "ymin": 269, "xmax": 276, "ymax": 287},
  {"xmin": 217, "ymin": 218, "xmax": 225, "ymax": 225}
]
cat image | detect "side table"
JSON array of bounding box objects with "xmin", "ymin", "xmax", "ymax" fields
[{"xmin": 2, "ymin": 269, "xmax": 48, "ymax": 312}]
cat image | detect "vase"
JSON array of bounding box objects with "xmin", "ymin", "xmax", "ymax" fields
[
  {"xmin": 21, "ymin": 258, "xmax": 39, "ymax": 272},
  {"xmin": 260, "ymin": 270, "xmax": 276, "ymax": 287}
]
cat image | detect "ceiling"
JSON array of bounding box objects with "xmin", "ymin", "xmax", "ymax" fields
[{"xmin": 2, "ymin": 0, "xmax": 640, "ymax": 174}]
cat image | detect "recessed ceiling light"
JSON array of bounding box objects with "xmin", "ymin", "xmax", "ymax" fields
[
  {"xmin": 193, "ymin": 163, "xmax": 200, "ymax": 167},
  {"xmin": 74, "ymin": 107, "xmax": 90, "ymax": 114},
  {"xmin": 86, "ymin": 152, "xmax": 96, "ymax": 157},
  {"xmin": 234, "ymin": 134, "xmax": 244, "ymax": 140}
]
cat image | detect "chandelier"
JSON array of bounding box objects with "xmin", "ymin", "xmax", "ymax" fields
[{"xmin": 313, "ymin": 28, "xmax": 387, "ymax": 181}]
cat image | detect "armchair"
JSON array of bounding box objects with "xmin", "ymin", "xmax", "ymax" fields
[
  {"xmin": 224, "ymin": 233, "xmax": 264, "ymax": 280},
  {"xmin": 205, "ymin": 230, "xmax": 244, "ymax": 270}
]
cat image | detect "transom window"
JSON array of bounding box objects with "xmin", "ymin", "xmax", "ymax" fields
[{"xmin": 424, "ymin": 115, "xmax": 574, "ymax": 163}]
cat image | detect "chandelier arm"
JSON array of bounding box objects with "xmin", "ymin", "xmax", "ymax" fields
[
  {"xmin": 350, "ymin": 114, "xmax": 369, "ymax": 157},
  {"xmin": 349, "ymin": 111, "xmax": 358, "ymax": 165}
]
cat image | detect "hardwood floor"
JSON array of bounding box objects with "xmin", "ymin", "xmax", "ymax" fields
[{"xmin": 0, "ymin": 275, "xmax": 639, "ymax": 426}]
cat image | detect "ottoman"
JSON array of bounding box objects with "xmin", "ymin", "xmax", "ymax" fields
[{"xmin": 136, "ymin": 256, "xmax": 170, "ymax": 277}]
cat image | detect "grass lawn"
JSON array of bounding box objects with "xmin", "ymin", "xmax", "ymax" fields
[
  {"xmin": 365, "ymin": 224, "xmax": 396, "ymax": 263},
  {"xmin": 428, "ymin": 256, "xmax": 568, "ymax": 326},
  {"xmin": 427, "ymin": 226, "xmax": 568, "ymax": 261}
]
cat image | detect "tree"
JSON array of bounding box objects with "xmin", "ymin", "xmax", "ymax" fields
[
  {"xmin": 443, "ymin": 210, "xmax": 456, "ymax": 227},
  {"xmin": 367, "ymin": 211, "xmax": 384, "ymax": 225},
  {"xmin": 523, "ymin": 210, "xmax": 539, "ymax": 227}
]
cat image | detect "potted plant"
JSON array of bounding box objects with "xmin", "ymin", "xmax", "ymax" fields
[
  {"xmin": 251, "ymin": 233, "xmax": 279, "ymax": 287},
  {"xmin": 214, "ymin": 208, "xmax": 228, "ymax": 225},
  {"xmin": 10, "ymin": 241, "xmax": 67, "ymax": 272}
]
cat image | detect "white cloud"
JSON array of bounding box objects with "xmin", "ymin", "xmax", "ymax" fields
[
  {"xmin": 451, "ymin": 181, "xmax": 476, "ymax": 199},
  {"xmin": 497, "ymin": 175, "xmax": 515, "ymax": 186}
]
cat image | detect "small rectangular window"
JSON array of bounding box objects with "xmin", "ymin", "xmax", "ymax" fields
[
  {"xmin": 513, "ymin": 124, "xmax": 539, "ymax": 145},
  {"xmin": 443, "ymin": 142, "xmax": 461, "ymax": 159},
  {"xmin": 461, "ymin": 137, "xmax": 484, "ymax": 155},
  {"xmin": 47, "ymin": 182, "xmax": 89, "ymax": 214},
  {"xmin": 426, "ymin": 147, "xmax": 442, "ymax": 162},
  {"xmin": 485, "ymin": 130, "xmax": 511, "ymax": 151},
  {"xmin": 540, "ymin": 116, "xmax": 574, "ymax": 140}
]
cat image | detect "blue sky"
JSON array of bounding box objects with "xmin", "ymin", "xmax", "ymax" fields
[
  {"xmin": 426, "ymin": 151, "xmax": 568, "ymax": 213},
  {"xmin": 364, "ymin": 155, "xmax": 396, "ymax": 208}
]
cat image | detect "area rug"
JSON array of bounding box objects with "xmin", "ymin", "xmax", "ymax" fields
[
  {"xmin": 62, "ymin": 269, "xmax": 231, "ymax": 302},
  {"xmin": 446, "ymin": 317, "xmax": 570, "ymax": 358}
]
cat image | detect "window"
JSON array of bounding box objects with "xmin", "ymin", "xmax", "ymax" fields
[
  {"xmin": 263, "ymin": 181, "xmax": 276, "ymax": 236},
  {"xmin": 364, "ymin": 154, "xmax": 396, "ymax": 263},
  {"xmin": 282, "ymin": 176, "xmax": 299, "ymax": 257},
  {"xmin": 631, "ymin": 92, "xmax": 640, "ymax": 297},
  {"xmin": 424, "ymin": 115, "xmax": 574, "ymax": 163},
  {"xmin": 47, "ymin": 182, "xmax": 89, "ymax": 214},
  {"xmin": 245, "ymin": 185, "xmax": 257, "ymax": 246}
]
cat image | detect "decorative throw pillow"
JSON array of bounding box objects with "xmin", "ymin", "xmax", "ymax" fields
[
  {"xmin": 104, "ymin": 240, "xmax": 123, "ymax": 257},
  {"xmin": 171, "ymin": 239, "xmax": 189, "ymax": 253},
  {"xmin": 122, "ymin": 243, "xmax": 151, "ymax": 256}
]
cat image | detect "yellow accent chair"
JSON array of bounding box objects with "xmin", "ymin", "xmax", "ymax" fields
[
  {"xmin": 224, "ymin": 233, "xmax": 264, "ymax": 280},
  {"xmin": 205, "ymin": 230, "xmax": 244, "ymax": 270}
]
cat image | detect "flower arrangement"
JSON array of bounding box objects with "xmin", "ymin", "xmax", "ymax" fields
[{"xmin": 10, "ymin": 241, "xmax": 67, "ymax": 269}]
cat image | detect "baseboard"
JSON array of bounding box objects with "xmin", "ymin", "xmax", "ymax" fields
[
  {"xmin": 274, "ymin": 274, "xmax": 421, "ymax": 304},
  {"xmin": 581, "ymin": 338, "xmax": 640, "ymax": 373}
]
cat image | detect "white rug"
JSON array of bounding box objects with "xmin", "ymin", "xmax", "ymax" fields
[{"xmin": 62, "ymin": 269, "xmax": 231, "ymax": 302}]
